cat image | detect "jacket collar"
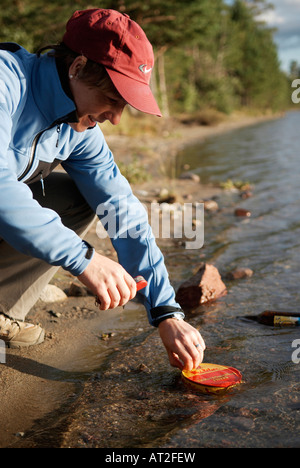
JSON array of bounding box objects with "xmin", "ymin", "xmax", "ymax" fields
[{"xmin": 31, "ymin": 53, "xmax": 78, "ymax": 125}]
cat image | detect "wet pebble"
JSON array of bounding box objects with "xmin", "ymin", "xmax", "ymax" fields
[
  {"xmin": 226, "ymin": 268, "xmax": 253, "ymax": 280},
  {"xmin": 48, "ymin": 310, "xmax": 62, "ymax": 318},
  {"xmin": 135, "ymin": 363, "xmax": 151, "ymax": 374},
  {"xmin": 240, "ymin": 190, "xmax": 253, "ymax": 199},
  {"xmin": 203, "ymin": 200, "xmax": 219, "ymax": 211},
  {"xmin": 179, "ymin": 171, "xmax": 200, "ymax": 182}
]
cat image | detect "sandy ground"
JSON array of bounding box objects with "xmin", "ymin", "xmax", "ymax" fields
[{"xmin": 0, "ymin": 112, "xmax": 283, "ymax": 448}]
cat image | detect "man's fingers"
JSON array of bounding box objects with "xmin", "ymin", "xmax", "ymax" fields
[
  {"xmin": 168, "ymin": 351, "xmax": 184, "ymax": 370},
  {"xmin": 124, "ymin": 275, "xmax": 138, "ymax": 300},
  {"xmin": 96, "ymin": 274, "xmax": 141, "ymax": 310},
  {"xmin": 80, "ymin": 253, "xmax": 147, "ymax": 311},
  {"xmin": 167, "ymin": 338, "xmax": 198, "ymax": 372},
  {"xmin": 185, "ymin": 331, "xmax": 205, "ymax": 370},
  {"xmin": 96, "ymin": 289, "xmax": 112, "ymax": 310},
  {"xmin": 108, "ymin": 286, "xmax": 122, "ymax": 309},
  {"xmin": 158, "ymin": 318, "xmax": 206, "ymax": 371},
  {"xmin": 194, "ymin": 332, "xmax": 206, "ymax": 352}
]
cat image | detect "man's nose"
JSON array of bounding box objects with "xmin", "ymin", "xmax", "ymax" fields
[{"xmin": 109, "ymin": 105, "xmax": 125, "ymax": 126}]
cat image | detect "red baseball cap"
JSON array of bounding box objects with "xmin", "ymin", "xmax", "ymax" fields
[{"xmin": 63, "ymin": 9, "xmax": 162, "ymax": 117}]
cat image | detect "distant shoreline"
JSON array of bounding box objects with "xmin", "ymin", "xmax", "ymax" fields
[{"xmin": 106, "ymin": 110, "xmax": 285, "ymax": 182}]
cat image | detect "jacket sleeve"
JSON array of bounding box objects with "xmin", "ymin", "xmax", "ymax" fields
[
  {"xmin": 62, "ymin": 126, "xmax": 184, "ymax": 325},
  {"xmin": 0, "ymin": 69, "xmax": 93, "ymax": 276}
]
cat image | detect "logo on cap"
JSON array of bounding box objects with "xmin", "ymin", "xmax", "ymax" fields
[{"xmin": 139, "ymin": 64, "xmax": 152, "ymax": 74}]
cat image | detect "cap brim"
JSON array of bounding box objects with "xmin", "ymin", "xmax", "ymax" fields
[{"xmin": 106, "ymin": 68, "xmax": 162, "ymax": 117}]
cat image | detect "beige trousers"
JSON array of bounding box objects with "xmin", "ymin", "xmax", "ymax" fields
[{"xmin": 0, "ymin": 172, "xmax": 96, "ymax": 321}]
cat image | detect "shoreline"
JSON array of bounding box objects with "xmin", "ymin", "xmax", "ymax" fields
[
  {"xmin": 0, "ymin": 111, "xmax": 284, "ymax": 448},
  {"xmin": 105, "ymin": 110, "xmax": 284, "ymax": 176}
]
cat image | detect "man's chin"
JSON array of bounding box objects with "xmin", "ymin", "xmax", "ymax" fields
[
  {"xmin": 68, "ymin": 122, "xmax": 86, "ymax": 132},
  {"xmin": 68, "ymin": 121, "xmax": 97, "ymax": 132}
]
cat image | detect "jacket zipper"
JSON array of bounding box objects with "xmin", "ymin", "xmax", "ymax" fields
[
  {"xmin": 17, "ymin": 130, "xmax": 44, "ymax": 182},
  {"xmin": 56, "ymin": 124, "xmax": 61, "ymax": 147},
  {"xmin": 40, "ymin": 171, "xmax": 45, "ymax": 197},
  {"xmin": 17, "ymin": 122, "xmax": 59, "ymax": 183}
]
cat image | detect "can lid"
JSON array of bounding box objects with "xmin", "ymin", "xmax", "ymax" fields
[{"xmin": 182, "ymin": 363, "xmax": 242, "ymax": 389}]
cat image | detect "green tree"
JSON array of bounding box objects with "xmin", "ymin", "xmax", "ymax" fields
[
  {"xmin": 290, "ymin": 60, "xmax": 300, "ymax": 79},
  {"xmin": 225, "ymin": 0, "xmax": 287, "ymax": 110},
  {"xmin": 106, "ymin": 0, "xmax": 228, "ymax": 115}
]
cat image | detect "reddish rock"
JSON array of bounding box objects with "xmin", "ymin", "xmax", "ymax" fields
[
  {"xmin": 175, "ymin": 263, "xmax": 227, "ymax": 309},
  {"xmin": 235, "ymin": 208, "xmax": 251, "ymax": 217}
]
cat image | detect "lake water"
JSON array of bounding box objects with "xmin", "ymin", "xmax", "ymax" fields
[{"xmin": 167, "ymin": 111, "xmax": 300, "ymax": 447}]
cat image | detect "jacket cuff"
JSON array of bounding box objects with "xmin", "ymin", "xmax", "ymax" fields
[
  {"xmin": 66, "ymin": 240, "xmax": 95, "ymax": 276},
  {"xmin": 149, "ymin": 305, "xmax": 185, "ymax": 327}
]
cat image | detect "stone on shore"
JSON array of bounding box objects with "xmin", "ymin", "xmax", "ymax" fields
[
  {"xmin": 157, "ymin": 188, "xmax": 177, "ymax": 204},
  {"xmin": 179, "ymin": 171, "xmax": 200, "ymax": 182},
  {"xmin": 175, "ymin": 263, "xmax": 227, "ymax": 309},
  {"xmin": 67, "ymin": 281, "xmax": 92, "ymax": 297},
  {"xmin": 203, "ymin": 199, "xmax": 219, "ymax": 212},
  {"xmin": 39, "ymin": 284, "xmax": 67, "ymax": 303}
]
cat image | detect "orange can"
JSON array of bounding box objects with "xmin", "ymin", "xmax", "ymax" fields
[{"xmin": 182, "ymin": 363, "xmax": 242, "ymax": 394}]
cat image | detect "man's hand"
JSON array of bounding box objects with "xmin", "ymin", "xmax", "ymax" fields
[
  {"xmin": 78, "ymin": 252, "xmax": 137, "ymax": 310},
  {"xmin": 158, "ymin": 318, "xmax": 205, "ymax": 371}
]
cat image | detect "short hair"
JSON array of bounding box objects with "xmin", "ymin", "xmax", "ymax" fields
[{"xmin": 36, "ymin": 42, "xmax": 121, "ymax": 96}]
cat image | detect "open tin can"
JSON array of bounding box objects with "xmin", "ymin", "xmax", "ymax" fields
[{"xmin": 182, "ymin": 363, "xmax": 242, "ymax": 394}]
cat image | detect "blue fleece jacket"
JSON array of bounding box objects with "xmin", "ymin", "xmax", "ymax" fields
[{"xmin": 0, "ymin": 43, "xmax": 184, "ymax": 325}]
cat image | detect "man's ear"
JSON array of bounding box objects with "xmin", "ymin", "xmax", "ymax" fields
[{"xmin": 68, "ymin": 55, "xmax": 88, "ymax": 79}]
